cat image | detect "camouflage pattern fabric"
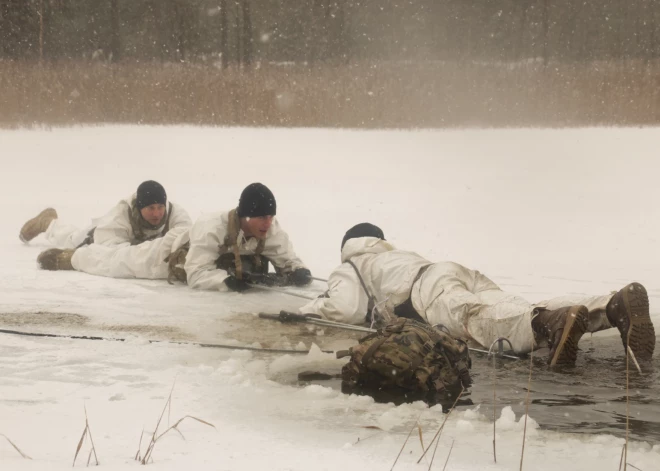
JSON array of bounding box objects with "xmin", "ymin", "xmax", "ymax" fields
[
  {"xmin": 128, "ymin": 198, "xmax": 172, "ymax": 244},
  {"xmin": 215, "ymin": 252, "xmax": 270, "ymax": 276},
  {"xmin": 166, "ymin": 248, "xmax": 272, "ymax": 285},
  {"xmin": 165, "ymin": 242, "xmax": 189, "ymax": 284},
  {"xmin": 165, "ymin": 208, "xmax": 266, "ymax": 284},
  {"xmin": 341, "ymin": 318, "xmax": 472, "ymax": 393},
  {"xmin": 223, "ymin": 208, "xmax": 266, "ymax": 280}
]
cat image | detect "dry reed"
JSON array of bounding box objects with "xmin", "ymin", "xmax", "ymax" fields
[
  {"xmin": 72, "ymin": 405, "xmax": 99, "ymax": 467},
  {"xmin": 442, "ymin": 439, "xmax": 454, "ymax": 471},
  {"xmin": 519, "ymin": 344, "xmax": 534, "ymax": 471},
  {"xmin": 135, "ymin": 383, "xmax": 215, "ymax": 465},
  {"xmin": 390, "ymin": 411, "xmax": 424, "ymax": 471},
  {"xmin": 0, "ymin": 433, "xmax": 31, "ymax": 460},
  {"xmin": 416, "ymin": 387, "xmax": 465, "ymax": 465},
  {"xmin": 2, "ymin": 59, "xmax": 660, "ymax": 129}
]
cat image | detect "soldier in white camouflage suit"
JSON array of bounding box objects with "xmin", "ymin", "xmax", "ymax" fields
[
  {"xmin": 174, "ymin": 182, "xmax": 312, "ymax": 292},
  {"xmin": 302, "ymin": 223, "xmax": 656, "ymax": 366},
  {"xmin": 19, "ymin": 180, "xmax": 191, "ymax": 280}
]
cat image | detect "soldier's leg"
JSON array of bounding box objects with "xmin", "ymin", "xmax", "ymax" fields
[
  {"xmin": 19, "ymin": 208, "xmax": 58, "ymax": 243},
  {"xmin": 538, "ymin": 283, "xmax": 655, "ymax": 360},
  {"xmin": 537, "ymin": 293, "xmax": 613, "ymax": 333},
  {"xmin": 44, "ymin": 220, "xmax": 92, "ymax": 249},
  {"xmin": 414, "ymin": 262, "xmax": 588, "ymax": 364},
  {"xmin": 413, "ymin": 262, "xmax": 536, "ymax": 354}
]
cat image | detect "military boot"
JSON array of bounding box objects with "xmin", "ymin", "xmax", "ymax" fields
[
  {"xmin": 37, "ymin": 249, "xmax": 75, "ymax": 271},
  {"xmin": 19, "ymin": 208, "xmax": 58, "ymax": 243},
  {"xmin": 606, "ymin": 282, "xmax": 655, "ymax": 360},
  {"xmin": 532, "ymin": 305, "xmax": 588, "ymax": 366}
]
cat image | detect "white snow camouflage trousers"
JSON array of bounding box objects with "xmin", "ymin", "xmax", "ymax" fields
[
  {"xmin": 409, "ymin": 262, "xmax": 613, "ymax": 354},
  {"xmin": 45, "ymin": 219, "xmax": 93, "ymax": 249}
]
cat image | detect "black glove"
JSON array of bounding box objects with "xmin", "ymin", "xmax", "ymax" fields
[
  {"xmin": 288, "ymin": 268, "xmax": 312, "ymax": 286},
  {"xmin": 224, "ymin": 275, "xmax": 252, "ymax": 292}
]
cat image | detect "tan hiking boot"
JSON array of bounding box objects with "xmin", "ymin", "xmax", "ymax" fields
[
  {"xmin": 37, "ymin": 248, "xmax": 75, "ymax": 271},
  {"xmin": 532, "ymin": 305, "xmax": 588, "ymax": 366},
  {"xmin": 19, "ymin": 208, "xmax": 58, "ymax": 243},
  {"xmin": 606, "ymin": 282, "xmax": 655, "ymax": 360}
]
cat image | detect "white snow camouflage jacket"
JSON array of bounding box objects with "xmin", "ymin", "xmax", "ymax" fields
[
  {"xmin": 300, "ymin": 237, "xmax": 431, "ymax": 324},
  {"xmin": 182, "ymin": 210, "xmax": 307, "ymax": 291},
  {"xmin": 91, "ymin": 195, "xmax": 191, "ymax": 246},
  {"xmin": 71, "ymin": 195, "xmax": 192, "ymax": 279}
]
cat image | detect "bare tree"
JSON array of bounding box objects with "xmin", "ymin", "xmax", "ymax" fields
[
  {"xmin": 110, "ymin": 0, "xmax": 120, "ymax": 61},
  {"xmin": 241, "ymin": 0, "xmax": 253, "ymax": 66},
  {"xmin": 541, "ymin": 0, "xmax": 549, "ymax": 65},
  {"xmin": 219, "ymin": 0, "xmax": 228, "ymax": 68}
]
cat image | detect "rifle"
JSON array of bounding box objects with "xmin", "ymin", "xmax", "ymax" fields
[{"xmin": 259, "ymin": 311, "xmax": 521, "ymax": 360}]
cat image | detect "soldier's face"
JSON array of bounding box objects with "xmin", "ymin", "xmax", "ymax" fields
[
  {"xmin": 242, "ymin": 215, "xmax": 273, "ymax": 240},
  {"xmin": 140, "ymin": 204, "xmax": 166, "ymax": 226}
]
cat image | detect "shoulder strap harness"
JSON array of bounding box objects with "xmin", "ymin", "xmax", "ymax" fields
[{"xmin": 225, "ymin": 208, "xmax": 265, "ymax": 280}]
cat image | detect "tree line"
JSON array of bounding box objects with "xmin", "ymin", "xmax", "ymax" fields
[{"xmin": 1, "ymin": 0, "xmax": 659, "ymax": 64}]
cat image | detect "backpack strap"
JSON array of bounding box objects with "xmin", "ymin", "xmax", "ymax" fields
[
  {"xmin": 162, "ymin": 202, "xmax": 173, "ymax": 235},
  {"xmin": 224, "ymin": 208, "xmax": 266, "ymax": 280},
  {"xmin": 225, "ymin": 209, "xmax": 244, "ymax": 279},
  {"xmin": 359, "ymin": 319, "xmax": 407, "ymax": 366},
  {"xmin": 346, "ymin": 260, "xmax": 376, "ymax": 318},
  {"xmin": 360, "ymin": 336, "xmax": 389, "ymax": 367},
  {"xmin": 253, "ymin": 238, "xmax": 265, "ymax": 271}
]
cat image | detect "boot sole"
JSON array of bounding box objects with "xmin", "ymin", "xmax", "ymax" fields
[
  {"xmin": 622, "ymin": 283, "xmax": 655, "ymax": 360},
  {"xmin": 19, "ymin": 208, "xmax": 57, "ymax": 244},
  {"xmin": 550, "ymin": 306, "xmax": 588, "ymax": 366},
  {"xmin": 37, "ymin": 248, "xmax": 75, "ymax": 271}
]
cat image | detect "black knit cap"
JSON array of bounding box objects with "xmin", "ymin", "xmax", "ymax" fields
[
  {"xmin": 136, "ymin": 180, "xmax": 167, "ymax": 210},
  {"xmin": 341, "ymin": 223, "xmax": 385, "ymax": 249},
  {"xmin": 237, "ymin": 183, "xmax": 277, "ymax": 218}
]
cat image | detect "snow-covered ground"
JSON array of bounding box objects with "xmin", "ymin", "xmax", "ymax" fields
[{"xmin": 1, "ymin": 126, "xmax": 659, "ymax": 470}]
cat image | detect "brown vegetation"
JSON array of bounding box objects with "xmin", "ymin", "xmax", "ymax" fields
[{"xmin": 1, "ymin": 60, "xmax": 660, "ymax": 129}]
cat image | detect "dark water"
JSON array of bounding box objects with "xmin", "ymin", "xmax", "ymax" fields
[
  {"xmin": 299, "ymin": 335, "xmax": 660, "ymax": 443},
  {"xmin": 465, "ymin": 335, "xmax": 660, "ymax": 443}
]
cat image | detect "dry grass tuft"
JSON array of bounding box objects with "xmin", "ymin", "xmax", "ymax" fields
[
  {"xmin": 416, "ymin": 387, "xmax": 465, "ymax": 466},
  {"xmin": 3, "ymin": 59, "xmax": 660, "ymax": 129},
  {"xmin": 442, "ymin": 439, "xmax": 455, "ymax": 471},
  {"xmin": 390, "ymin": 412, "xmax": 424, "ymax": 471},
  {"xmin": 0, "ymin": 433, "xmax": 32, "ymax": 460},
  {"xmin": 623, "ymin": 342, "xmax": 630, "ymax": 471},
  {"xmin": 72, "ymin": 405, "xmax": 99, "ymax": 467},
  {"xmin": 492, "ymin": 355, "xmax": 498, "ymax": 463},
  {"xmin": 135, "ymin": 383, "xmax": 215, "ymax": 465},
  {"xmin": 519, "ymin": 344, "xmax": 534, "ymax": 471}
]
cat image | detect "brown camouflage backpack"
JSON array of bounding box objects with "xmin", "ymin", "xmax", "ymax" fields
[{"xmin": 340, "ymin": 318, "xmax": 472, "ymax": 394}]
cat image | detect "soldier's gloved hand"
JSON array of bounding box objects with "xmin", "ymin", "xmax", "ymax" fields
[
  {"xmin": 224, "ymin": 275, "xmax": 252, "ymax": 292},
  {"xmin": 288, "ymin": 268, "xmax": 312, "ymax": 286},
  {"xmin": 303, "ymin": 313, "xmax": 322, "ymax": 319}
]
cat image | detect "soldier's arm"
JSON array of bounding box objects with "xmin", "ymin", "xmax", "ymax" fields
[
  {"xmin": 299, "ymin": 264, "xmax": 368, "ymax": 324},
  {"xmin": 168, "ymin": 202, "xmax": 193, "ymax": 229},
  {"xmin": 92, "ymin": 201, "xmax": 133, "ymax": 246},
  {"xmin": 261, "ymin": 219, "xmax": 307, "ymax": 274},
  {"xmin": 184, "ymin": 215, "xmax": 231, "ymax": 291}
]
